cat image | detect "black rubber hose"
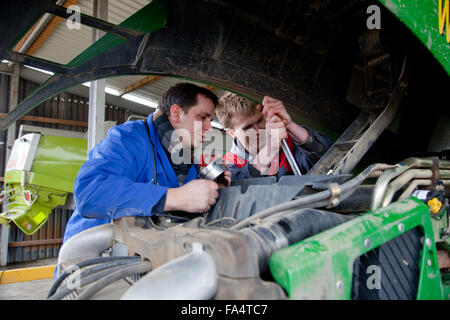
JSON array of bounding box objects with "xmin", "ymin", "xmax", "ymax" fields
[
  {"xmin": 49, "ymin": 259, "xmax": 141, "ymax": 299},
  {"xmin": 76, "ymin": 261, "xmax": 152, "ymax": 300},
  {"xmin": 48, "ymin": 260, "xmax": 143, "ymax": 300},
  {"xmin": 48, "ymin": 256, "xmax": 140, "ymax": 298},
  {"xmin": 242, "ymin": 208, "xmax": 356, "ymax": 271},
  {"xmin": 332, "ymin": 185, "xmax": 374, "ymax": 213},
  {"xmin": 261, "ymin": 208, "xmax": 355, "ymax": 245}
]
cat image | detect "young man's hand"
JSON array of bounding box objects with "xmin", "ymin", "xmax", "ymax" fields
[
  {"xmin": 217, "ymin": 170, "xmax": 231, "ymax": 188},
  {"xmin": 164, "ymin": 179, "xmax": 219, "ymax": 213},
  {"xmin": 251, "ymin": 115, "xmax": 287, "ymax": 174},
  {"xmin": 261, "ymin": 96, "xmax": 292, "ymax": 128},
  {"xmin": 265, "ymin": 115, "xmax": 288, "ymax": 151},
  {"xmin": 261, "ymin": 96, "xmax": 310, "ymax": 145}
]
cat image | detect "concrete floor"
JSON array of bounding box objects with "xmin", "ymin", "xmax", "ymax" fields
[
  {"xmin": 1, "ymin": 257, "xmax": 137, "ymax": 300},
  {"xmin": 0, "ymin": 278, "xmax": 54, "ymax": 300},
  {"xmin": 0, "ymin": 277, "xmax": 129, "ymax": 300},
  {"xmin": 1, "ymin": 257, "xmax": 132, "ymax": 300},
  {"xmin": 0, "ymin": 258, "xmax": 57, "ymax": 300}
]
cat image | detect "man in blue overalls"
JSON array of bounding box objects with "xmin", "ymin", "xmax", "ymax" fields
[{"xmin": 63, "ymin": 83, "xmax": 230, "ymax": 243}]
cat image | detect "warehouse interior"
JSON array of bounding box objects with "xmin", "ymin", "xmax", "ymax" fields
[
  {"xmin": 0, "ymin": 0, "xmax": 449, "ymax": 301},
  {"xmin": 0, "ymin": 0, "xmax": 230, "ymax": 295}
]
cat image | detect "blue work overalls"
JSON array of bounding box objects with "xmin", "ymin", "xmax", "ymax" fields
[{"xmin": 62, "ymin": 113, "xmax": 199, "ymax": 243}]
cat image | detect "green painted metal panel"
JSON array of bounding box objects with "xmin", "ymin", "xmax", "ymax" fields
[
  {"xmin": 269, "ymin": 198, "xmax": 444, "ymax": 300},
  {"xmin": 30, "ymin": 135, "xmax": 87, "ymax": 191},
  {"xmin": 5, "ymin": 135, "xmax": 87, "ymax": 192},
  {"xmin": 2, "ymin": 135, "xmax": 87, "ymax": 235},
  {"xmin": 377, "ymin": 0, "xmax": 450, "ymax": 75}
]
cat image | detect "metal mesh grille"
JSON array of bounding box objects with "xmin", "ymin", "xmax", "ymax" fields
[{"xmin": 351, "ymin": 227, "xmax": 423, "ymax": 300}]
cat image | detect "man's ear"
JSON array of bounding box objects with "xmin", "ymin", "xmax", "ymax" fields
[
  {"xmin": 169, "ymin": 104, "xmax": 183, "ymax": 122},
  {"xmin": 226, "ymin": 128, "xmax": 236, "ymax": 138}
]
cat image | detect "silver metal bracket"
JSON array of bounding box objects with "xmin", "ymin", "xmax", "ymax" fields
[{"xmin": 327, "ymin": 183, "xmax": 341, "ymax": 208}]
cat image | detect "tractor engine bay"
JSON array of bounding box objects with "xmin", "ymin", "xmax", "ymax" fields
[{"xmin": 51, "ymin": 156, "xmax": 450, "ymax": 300}]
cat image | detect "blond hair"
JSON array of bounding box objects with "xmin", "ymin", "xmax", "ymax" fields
[{"xmin": 215, "ymin": 92, "xmax": 258, "ymax": 128}]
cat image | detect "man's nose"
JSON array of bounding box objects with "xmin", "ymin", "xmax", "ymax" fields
[{"xmin": 204, "ymin": 120, "xmax": 212, "ymax": 132}]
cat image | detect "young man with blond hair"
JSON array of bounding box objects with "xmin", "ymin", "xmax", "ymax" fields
[{"xmin": 215, "ymin": 92, "xmax": 332, "ymax": 181}]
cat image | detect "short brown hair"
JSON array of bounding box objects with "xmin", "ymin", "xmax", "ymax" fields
[
  {"xmin": 215, "ymin": 92, "xmax": 258, "ymax": 128},
  {"xmin": 158, "ymin": 82, "xmax": 218, "ymax": 115}
]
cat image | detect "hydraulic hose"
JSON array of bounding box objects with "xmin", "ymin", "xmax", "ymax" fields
[
  {"xmin": 48, "ymin": 260, "xmax": 145, "ymax": 300},
  {"xmin": 76, "ymin": 261, "xmax": 152, "ymax": 300},
  {"xmin": 48, "ymin": 256, "xmax": 140, "ymax": 298}
]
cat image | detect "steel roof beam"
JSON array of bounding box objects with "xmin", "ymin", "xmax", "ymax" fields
[{"xmin": 117, "ymin": 75, "xmax": 162, "ymax": 97}]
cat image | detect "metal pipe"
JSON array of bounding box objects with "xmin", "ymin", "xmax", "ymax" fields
[
  {"xmin": 440, "ymin": 170, "xmax": 450, "ymax": 178},
  {"xmin": 372, "ymin": 158, "xmax": 450, "ymax": 210},
  {"xmin": 370, "ymin": 157, "xmax": 435, "ymax": 211},
  {"xmin": 7, "ymin": 13, "xmax": 53, "ymax": 68},
  {"xmin": 281, "ymin": 139, "xmax": 301, "ymax": 175},
  {"xmin": 231, "ymin": 163, "xmax": 392, "ymax": 230},
  {"xmin": 398, "ymin": 179, "xmax": 432, "ymax": 201},
  {"xmin": 439, "ymin": 161, "xmax": 450, "ymax": 169},
  {"xmin": 381, "ymin": 169, "xmax": 433, "ymax": 207},
  {"xmin": 121, "ymin": 243, "xmax": 218, "ymax": 300},
  {"xmin": 57, "ymin": 223, "xmax": 114, "ymax": 277}
]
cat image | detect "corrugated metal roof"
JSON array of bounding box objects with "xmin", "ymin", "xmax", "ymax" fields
[
  {"xmin": 24, "ymin": 0, "xmax": 227, "ymax": 115},
  {"xmin": 32, "ymin": 0, "xmax": 152, "ymax": 65},
  {"xmin": 104, "ymin": 75, "xmax": 226, "ymax": 105},
  {"xmin": 121, "ymin": 76, "xmax": 225, "ymax": 102},
  {"xmin": 34, "ymin": 27, "xmax": 94, "ymax": 65},
  {"xmin": 77, "ymin": 0, "xmax": 152, "ymax": 25}
]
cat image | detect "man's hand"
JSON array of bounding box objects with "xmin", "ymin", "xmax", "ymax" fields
[
  {"xmin": 260, "ymin": 96, "xmax": 292, "ymax": 128},
  {"xmin": 265, "ymin": 115, "xmax": 288, "ymax": 151},
  {"xmin": 251, "ymin": 115, "xmax": 287, "ymax": 174},
  {"xmin": 217, "ymin": 170, "xmax": 231, "ymax": 188},
  {"xmin": 260, "ymin": 96, "xmax": 310, "ymax": 145},
  {"xmin": 164, "ymin": 179, "xmax": 219, "ymax": 213}
]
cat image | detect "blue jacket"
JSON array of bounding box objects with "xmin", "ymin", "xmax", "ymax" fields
[{"xmin": 62, "ymin": 113, "xmax": 199, "ymax": 243}]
